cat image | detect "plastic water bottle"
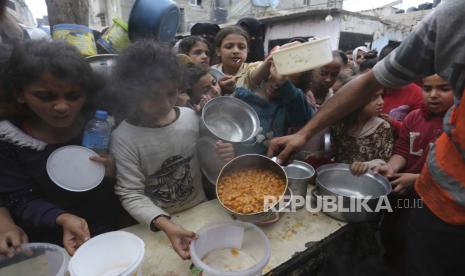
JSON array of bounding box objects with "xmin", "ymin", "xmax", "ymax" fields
[{"xmin": 82, "ymin": 110, "xmax": 111, "ymax": 154}]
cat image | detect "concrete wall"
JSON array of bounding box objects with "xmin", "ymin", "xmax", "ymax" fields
[
  {"xmin": 340, "ymin": 14, "xmax": 385, "ymax": 36},
  {"xmin": 278, "ymin": 0, "xmax": 342, "ymax": 10},
  {"xmin": 264, "ymin": 15, "xmax": 341, "ymax": 51}
]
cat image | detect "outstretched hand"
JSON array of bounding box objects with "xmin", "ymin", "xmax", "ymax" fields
[
  {"xmin": 267, "ymin": 133, "xmax": 307, "ymax": 164},
  {"xmin": 56, "ymin": 213, "xmax": 90, "ymax": 256}
]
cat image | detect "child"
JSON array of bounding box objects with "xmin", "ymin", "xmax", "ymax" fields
[
  {"xmin": 305, "ymin": 51, "xmax": 344, "ymax": 108},
  {"xmin": 332, "ymin": 90, "xmax": 393, "ymax": 166},
  {"xmin": 233, "ymin": 59, "xmax": 314, "ymax": 156},
  {"xmin": 0, "ymin": 40, "xmax": 128, "ymax": 255},
  {"xmin": 365, "ymin": 74, "xmax": 454, "ymax": 193},
  {"xmin": 358, "ymin": 75, "xmax": 454, "ymax": 271},
  {"xmin": 183, "ymin": 64, "xmax": 222, "ymax": 113},
  {"xmin": 211, "ymin": 26, "xmax": 271, "ymax": 93},
  {"xmin": 110, "ymin": 41, "xmax": 207, "ymax": 260},
  {"xmin": 178, "ymin": 36, "xmax": 211, "ymax": 69}
]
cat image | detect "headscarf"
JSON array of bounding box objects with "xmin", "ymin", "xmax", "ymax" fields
[
  {"xmin": 352, "ymin": 46, "xmax": 369, "ymax": 69},
  {"xmin": 237, "ymin": 17, "xmax": 265, "ymax": 62}
]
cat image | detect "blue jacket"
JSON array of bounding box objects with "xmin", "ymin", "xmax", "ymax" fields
[{"xmin": 234, "ymin": 80, "xmax": 314, "ymax": 155}]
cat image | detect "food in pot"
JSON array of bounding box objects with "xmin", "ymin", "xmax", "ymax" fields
[{"xmin": 218, "ymin": 168, "xmax": 286, "ymax": 214}]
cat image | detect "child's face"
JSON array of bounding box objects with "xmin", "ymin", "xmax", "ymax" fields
[
  {"xmin": 311, "ymin": 59, "xmax": 342, "ymax": 91},
  {"xmin": 17, "ymin": 72, "xmax": 87, "ymax": 128},
  {"xmin": 191, "ymin": 73, "xmax": 221, "ymax": 105},
  {"xmin": 422, "ymin": 74, "xmax": 454, "ymax": 114},
  {"xmin": 355, "ymin": 50, "xmax": 365, "ymax": 65},
  {"xmin": 188, "ymin": 42, "xmax": 210, "ymax": 69},
  {"xmin": 138, "ymin": 82, "xmax": 179, "ymax": 121},
  {"xmin": 362, "ymin": 90, "xmax": 384, "ymax": 117},
  {"xmin": 217, "ymin": 34, "xmax": 248, "ymax": 71}
]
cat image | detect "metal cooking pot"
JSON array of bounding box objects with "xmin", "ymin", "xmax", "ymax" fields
[
  {"xmin": 313, "ymin": 163, "xmax": 391, "ymax": 222},
  {"xmin": 216, "ymin": 154, "xmax": 289, "ymax": 224},
  {"xmin": 128, "ymin": 0, "xmax": 180, "ymax": 42},
  {"xmin": 201, "ymin": 97, "xmax": 260, "ymax": 143}
]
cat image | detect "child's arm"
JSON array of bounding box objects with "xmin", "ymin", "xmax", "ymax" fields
[
  {"xmin": 0, "ymin": 207, "xmax": 28, "ymax": 257},
  {"xmin": 56, "ymin": 213, "xmax": 90, "ymax": 256},
  {"xmin": 152, "ymin": 216, "xmax": 197, "ymax": 260},
  {"xmin": 271, "ymin": 63, "xmax": 315, "ymax": 126}
]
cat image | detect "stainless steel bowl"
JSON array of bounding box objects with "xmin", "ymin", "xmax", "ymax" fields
[
  {"xmin": 314, "ymin": 163, "xmax": 391, "ymax": 222},
  {"xmin": 216, "ymin": 154, "xmax": 288, "ymax": 223},
  {"xmin": 201, "ymin": 97, "xmax": 260, "ymax": 143}
]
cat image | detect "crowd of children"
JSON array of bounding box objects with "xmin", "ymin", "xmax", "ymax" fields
[{"xmin": 1, "ymin": 1, "xmax": 463, "ymax": 274}]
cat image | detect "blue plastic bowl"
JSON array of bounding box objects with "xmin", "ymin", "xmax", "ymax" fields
[{"xmin": 128, "ymin": 0, "xmax": 180, "ymax": 43}]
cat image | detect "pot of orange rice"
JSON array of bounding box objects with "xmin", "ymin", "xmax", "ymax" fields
[{"xmin": 216, "ymin": 154, "xmax": 289, "ymax": 224}]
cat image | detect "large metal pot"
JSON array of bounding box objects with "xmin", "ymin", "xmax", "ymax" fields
[
  {"xmin": 216, "ymin": 154, "xmax": 289, "ymax": 224},
  {"xmin": 201, "ymin": 97, "xmax": 260, "ymax": 143},
  {"xmin": 313, "ymin": 163, "xmax": 391, "ymax": 222}
]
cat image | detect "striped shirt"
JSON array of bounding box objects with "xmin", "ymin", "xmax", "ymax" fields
[{"xmin": 373, "ymin": 0, "xmax": 465, "ymax": 97}]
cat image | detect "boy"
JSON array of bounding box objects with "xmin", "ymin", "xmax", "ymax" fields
[{"xmin": 110, "ymin": 41, "xmax": 206, "ymax": 260}]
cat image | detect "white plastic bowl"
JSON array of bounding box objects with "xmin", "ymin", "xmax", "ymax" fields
[
  {"xmin": 272, "ymin": 37, "xmax": 332, "ymax": 75},
  {"xmin": 68, "ymin": 231, "xmax": 145, "ymax": 276},
  {"xmin": 190, "ymin": 221, "xmax": 271, "ymax": 276},
  {"xmin": 0, "ymin": 243, "xmax": 69, "ymax": 276}
]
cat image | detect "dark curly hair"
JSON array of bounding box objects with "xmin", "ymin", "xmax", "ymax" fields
[
  {"xmin": 1, "ymin": 40, "xmax": 100, "ymax": 120},
  {"xmin": 182, "ymin": 64, "xmax": 209, "ymax": 97},
  {"xmin": 109, "ymin": 40, "xmax": 183, "ymax": 118}
]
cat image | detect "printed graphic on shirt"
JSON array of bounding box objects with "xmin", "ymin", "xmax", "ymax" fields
[
  {"xmin": 145, "ymin": 155, "xmax": 196, "ymax": 207},
  {"xmin": 409, "ymin": 132, "xmax": 423, "ymax": 156},
  {"xmin": 388, "ymin": 105, "xmax": 410, "ymax": 121}
]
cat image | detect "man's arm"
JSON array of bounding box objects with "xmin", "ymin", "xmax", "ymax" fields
[{"xmin": 267, "ymin": 71, "xmax": 382, "ymax": 163}]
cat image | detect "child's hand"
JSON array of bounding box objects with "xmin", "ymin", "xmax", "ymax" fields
[
  {"xmin": 269, "ymin": 61, "xmax": 288, "ymax": 87},
  {"xmin": 154, "ymin": 216, "xmax": 197, "ymax": 260},
  {"xmin": 215, "ymin": 140, "xmax": 235, "ymax": 162},
  {"xmin": 193, "ymin": 94, "xmax": 212, "ymax": 114},
  {"xmin": 0, "ymin": 224, "xmax": 28, "ymax": 257},
  {"xmin": 56, "ymin": 213, "xmax": 90, "ymax": 256},
  {"xmin": 350, "ymin": 161, "xmax": 369, "ymax": 176},
  {"xmin": 90, "ymin": 153, "xmax": 116, "ymax": 177},
  {"xmin": 390, "ymin": 173, "xmax": 418, "ymax": 195},
  {"xmin": 219, "ymin": 75, "xmax": 236, "ymax": 95},
  {"xmin": 372, "ymin": 163, "xmax": 395, "ymax": 178}
]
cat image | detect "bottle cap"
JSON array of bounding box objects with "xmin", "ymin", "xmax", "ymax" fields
[{"xmin": 95, "ymin": 110, "xmax": 108, "ymax": 120}]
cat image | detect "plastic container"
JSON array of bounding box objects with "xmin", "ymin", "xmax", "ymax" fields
[
  {"xmin": 52, "ymin": 24, "xmax": 97, "ymax": 56},
  {"xmin": 97, "ymin": 18, "xmax": 130, "ymax": 54},
  {"xmin": 82, "ymin": 110, "xmax": 111, "ymax": 154},
  {"xmin": 0, "ymin": 243, "xmax": 69, "ymax": 276},
  {"xmin": 190, "ymin": 221, "xmax": 271, "ymax": 276},
  {"xmin": 272, "ymin": 37, "xmax": 332, "ymax": 75},
  {"xmin": 68, "ymin": 231, "xmax": 145, "ymax": 276}
]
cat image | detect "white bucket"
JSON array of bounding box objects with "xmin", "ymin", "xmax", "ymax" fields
[
  {"xmin": 68, "ymin": 231, "xmax": 145, "ymax": 276},
  {"xmin": 272, "ymin": 37, "xmax": 332, "ymax": 75},
  {"xmin": 0, "ymin": 243, "xmax": 69, "ymax": 276},
  {"xmin": 190, "ymin": 221, "xmax": 271, "ymax": 276}
]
